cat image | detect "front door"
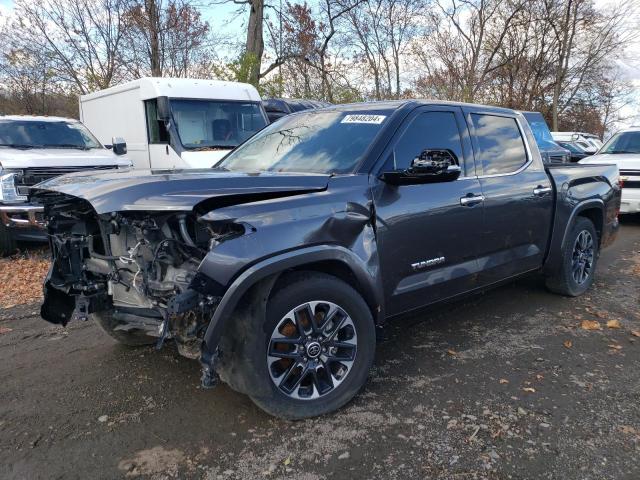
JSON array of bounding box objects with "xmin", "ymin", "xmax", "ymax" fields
[
  {"xmin": 373, "ymin": 107, "xmax": 484, "ymax": 316},
  {"xmin": 465, "ymin": 111, "xmax": 554, "ymax": 284}
]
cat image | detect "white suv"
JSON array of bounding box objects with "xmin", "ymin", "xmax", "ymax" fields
[
  {"xmin": 579, "ymin": 127, "xmax": 640, "ymax": 214},
  {"xmin": 0, "ymin": 115, "xmax": 132, "ymax": 253}
]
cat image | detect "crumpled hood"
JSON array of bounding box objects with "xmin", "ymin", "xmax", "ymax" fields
[
  {"xmin": 32, "ymin": 168, "xmax": 331, "ymax": 214},
  {"xmin": 0, "ymin": 147, "xmax": 131, "ymax": 169}
]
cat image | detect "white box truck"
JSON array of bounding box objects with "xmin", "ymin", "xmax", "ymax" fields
[{"xmin": 79, "ymin": 77, "xmax": 268, "ymax": 169}]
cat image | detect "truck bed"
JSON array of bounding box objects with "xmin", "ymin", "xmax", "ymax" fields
[{"xmin": 543, "ymin": 162, "xmax": 621, "ymax": 274}]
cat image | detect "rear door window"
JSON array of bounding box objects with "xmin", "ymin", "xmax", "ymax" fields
[{"xmin": 471, "ymin": 114, "xmax": 527, "ymax": 175}]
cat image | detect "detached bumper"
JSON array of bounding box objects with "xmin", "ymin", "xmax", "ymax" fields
[{"xmin": 0, "ymin": 204, "xmax": 45, "ymax": 228}]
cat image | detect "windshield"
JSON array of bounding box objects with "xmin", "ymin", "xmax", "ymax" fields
[
  {"xmin": 0, "ymin": 120, "xmax": 102, "ymax": 149},
  {"xmin": 170, "ymin": 99, "xmax": 267, "ymax": 150},
  {"xmin": 521, "ymin": 112, "xmax": 556, "ymax": 146},
  {"xmin": 216, "ymin": 110, "xmax": 390, "ymax": 174},
  {"xmin": 600, "ymin": 131, "xmax": 640, "ymax": 154}
]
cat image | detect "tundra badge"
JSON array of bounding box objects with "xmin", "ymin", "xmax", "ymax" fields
[{"xmin": 411, "ymin": 256, "xmax": 446, "ymax": 271}]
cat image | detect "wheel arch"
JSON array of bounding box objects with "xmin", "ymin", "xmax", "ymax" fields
[
  {"xmin": 563, "ymin": 200, "xmax": 605, "ymax": 249},
  {"xmin": 200, "ymin": 245, "xmax": 384, "ymax": 360}
]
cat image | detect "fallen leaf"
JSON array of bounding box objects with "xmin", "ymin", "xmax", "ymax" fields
[
  {"xmin": 447, "ymin": 349, "xmax": 457, "ymax": 356},
  {"xmin": 606, "ymin": 319, "xmax": 621, "ymax": 329},
  {"xmin": 522, "ymin": 387, "xmax": 536, "ymax": 393},
  {"xmin": 631, "ymin": 331, "xmax": 640, "ymax": 338},
  {"xmin": 620, "ymin": 425, "xmax": 637, "ymax": 434},
  {"xmin": 0, "ymin": 248, "xmax": 50, "ymax": 308},
  {"xmin": 608, "ymin": 344, "xmax": 622, "ymax": 350},
  {"xmin": 581, "ymin": 320, "xmax": 602, "ymax": 331},
  {"xmin": 283, "ymin": 457, "xmax": 291, "ymax": 466},
  {"xmin": 563, "ymin": 340, "xmax": 572, "ymax": 348},
  {"xmin": 499, "ymin": 378, "xmax": 509, "ymax": 384},
  {"xmin": 0, "ymin": 326, "xmax": 13, "ymax": 335}
]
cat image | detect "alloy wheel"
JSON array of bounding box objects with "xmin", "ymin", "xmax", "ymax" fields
[
  {"xmin": 267, "ymin": 301, "xmax": 358, "ymax": 400},
  {"xmin": 571, "ymin": 230, "xmax": 594, "ymax": 285}
]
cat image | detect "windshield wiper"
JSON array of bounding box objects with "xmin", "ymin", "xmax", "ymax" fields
[
  {"xmin": 42, "ymin": 144, "xmax": 91, "ymax": 150},
  {"xmin": 187, "ymin": 145, "xmax": 234, "ymax": 151},
  {"xmin": 0, "ymin": 143, "xmax": 38, "ymax": 149}
]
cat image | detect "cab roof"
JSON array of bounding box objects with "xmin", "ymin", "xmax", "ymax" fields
[
  {"xmin": 0, "ymin": 115, "xmax": 78, "ymax": 123},
  {"xmin": 80, "ymin": 77, "xmax": 262, "ymax": 103},
  {"xmin": 319, "ymin": 99, "xmax": 518, "ymax": 115}
]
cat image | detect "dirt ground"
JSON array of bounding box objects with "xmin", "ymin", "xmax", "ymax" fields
[{"xmin": 1, "ymin": 218, "xmax": 639, "ymax": 480}]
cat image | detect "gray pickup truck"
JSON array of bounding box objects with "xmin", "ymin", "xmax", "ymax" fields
[{"xmin": 33, "ymin": 100, "xmax": 621, "ymax": 419}]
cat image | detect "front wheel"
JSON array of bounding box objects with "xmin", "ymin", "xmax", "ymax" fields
[
  {"xmin": 546, "ymin": 216, "xmax": 599, "ymax": 296},
  {"xmin": 223, "ymin": 272, "xmax": 376, "ymax": 419}
]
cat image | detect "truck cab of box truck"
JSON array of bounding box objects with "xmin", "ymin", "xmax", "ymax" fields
[{"xmin": 79, "ymin": 78, "xmax": 269, "ymax": 170}]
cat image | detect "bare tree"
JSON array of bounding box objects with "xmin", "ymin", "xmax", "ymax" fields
[
  {"xmin": 414, "ymin": 0, "xmax": 528, "ymax": 103},
  {"xmin": 545, "ymin": 0, "xmax": 638, "ymax": 129},
  {"xmin": 125, "ymin": 0, "xmax": 212, "ymax": 77},
  {"xmin": 9, "ymin": 0, "xmax": 130, "ymax": 93},
  {"xmin": 346, "ymin": 0, "xmax": 421, "ymax": 99}
]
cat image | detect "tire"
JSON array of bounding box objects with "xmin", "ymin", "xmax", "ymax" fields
[
  {"xmin": 220, "ymin": 271, "xmax": 376, "ymax": 420},
  {"xmin": 92, "ymin": 310, "xmax": 157, "ymax": 347},
  {"xmin": 546, "ymin": 216, "xmax": 599, "ymax": 297},
  {"xmin": 0, "ymin": 223, "xmax": 17, "ymax": 256}
]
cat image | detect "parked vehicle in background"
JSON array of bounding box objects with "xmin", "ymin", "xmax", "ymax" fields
[
  {"xmin": 555, "ymin": 140, "xmax": 591, "ymax": 162},
  {"xmin": 263, "ymin": 98, "xmax": 332, "ymax": 123},
  {"xmin": 80, "ymin": 78, "xmax": 269, "ymax": 170},
  {"xmin": 34, "ymin": 101, "xmax": 620, "ymax": 419},
  {"xmin": 518, "ymin": 111, "xmax": 570, "ymax": 163},
  {"xmin": 579, "ymin": 127, "xmax": 640, "ymax": 214},
  {"xmin": 552, "ymin": 132, "xmax": 603, "ymax": 154},
  {"xmin": 0, "ymin": 115, "xmax": 131, "ymax": 254}
]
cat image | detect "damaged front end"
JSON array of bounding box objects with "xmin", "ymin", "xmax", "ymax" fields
[{"xmin": 39, "ymin": 192, "xmax": 241, "ymax": 371}]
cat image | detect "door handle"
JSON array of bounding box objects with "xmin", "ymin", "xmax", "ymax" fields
[
  {"xmin": 533, "ymin": 185, "xmax": 553, "ymax": 196},
  {"xmin": 460, "ymin": 194, "xmax": 485, "ymax": 206}
]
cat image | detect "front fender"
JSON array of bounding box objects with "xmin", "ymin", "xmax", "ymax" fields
[{"xmin": 199, "ymin": 244, "xmax": 384, "ymax": 359}]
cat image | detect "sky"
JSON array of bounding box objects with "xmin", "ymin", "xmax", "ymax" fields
[{"xmin": 1, "ymin": 0, "xmax": 638, "ymax": 128}]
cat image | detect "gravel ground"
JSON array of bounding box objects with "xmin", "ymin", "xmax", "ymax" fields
[{"xmin": 1, "ymin": 218, "xmax": 639, "ymax": 480}]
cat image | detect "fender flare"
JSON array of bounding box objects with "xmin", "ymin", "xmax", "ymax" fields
[
  {"xmin": 560, "ymin": 199, "xmax": 605, "ymax": 250},
  {"xmin": 543, "ymin": 198, "xmax": 605, "ymax": 276},
  {"xmin": 200, "ymin": 245, "xmax": 384, "ymax": 358}
]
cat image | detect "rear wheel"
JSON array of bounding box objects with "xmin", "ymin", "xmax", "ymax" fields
[
  {"xmin": 93, "ymin": 310, "xmax": 157, "ymax": 347},
  {"xmin": 546, "ymin": 216, "xmax": 599, "ymax": 296},
  {"xmin": 221, "ymin": 272, "xmax": 376, "ymax": 419},
  {"xmin": 0, "ymin": 223, "xmax": 17, "ymax": 256}
]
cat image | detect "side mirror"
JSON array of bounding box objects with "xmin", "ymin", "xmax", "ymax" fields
[
  {"xmin": 112, "ymin": 137, "xmax": 127, "ymax": 155},
  {"xmin": 380, "ymin": 149, "xmax": 462, "ymax": 185},
  {"xmin": 157, "ymin": 96, "xmax": 171, "ymax": 121}
]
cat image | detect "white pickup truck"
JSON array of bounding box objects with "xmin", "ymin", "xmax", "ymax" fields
[
  {"xmin": 0, "ymin": 115, "xmax": 131, "ymax": 254},
  {"xmin": 579, "ymin": 126, "xmax": 640, "ymax": 214}
]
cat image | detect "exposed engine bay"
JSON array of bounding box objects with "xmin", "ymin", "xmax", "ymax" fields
[{"xmin": 39, "ymin": 193, "xmax": 240, "ymax": 360}]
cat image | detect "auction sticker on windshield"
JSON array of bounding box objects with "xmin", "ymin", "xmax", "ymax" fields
[{"xmin": 341, "ymin": 114, "xmax": 387, "ymax": 124}]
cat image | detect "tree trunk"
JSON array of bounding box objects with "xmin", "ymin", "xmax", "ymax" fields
[
  {"xmin": 245, "ymin": 0, "xmax": 265, "ymax": 86},
  {"xmin": 146, "ymin": 0, "xmax": 162, "ymax": 76}
]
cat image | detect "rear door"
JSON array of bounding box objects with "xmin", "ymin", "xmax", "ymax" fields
[
  {"xmin": 465, "ymin": 110, "xmax": 554, "ymax": 284},
  {"xmin": 373, "ymin": 106, "xmax": 484, "ymax": 316}
]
